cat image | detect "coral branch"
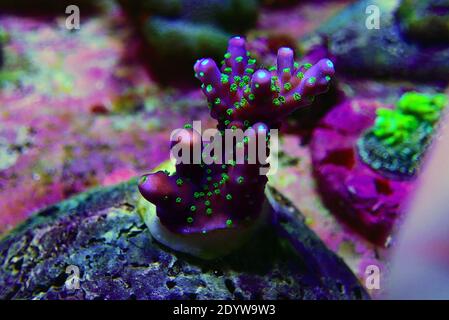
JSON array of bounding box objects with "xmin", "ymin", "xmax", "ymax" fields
[{"xmin": 139, "ymin": 36, "xmax": 334, "ymax": 242}]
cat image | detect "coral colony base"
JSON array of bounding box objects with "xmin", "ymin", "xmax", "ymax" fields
[{"xmin": 138, "ymin": 36, "xmax": 334, "ymax": 259}]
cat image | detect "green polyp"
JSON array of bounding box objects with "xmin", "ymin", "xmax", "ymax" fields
[
  {"xmin": 248, "ymin": 58, "xmax": 256, "ymax": 65},
  {"xmin": 243, "ymin": 120, "xmax": 250, "ymax": 127},
  {"xmin": 214, "ymin": 98, "xmax": 221, "ymax": 105},
  {"xmin": 325, "ymin": 75, "xmax": 331, "ymax": 82},
  {"xmin": 237, "ymin": 176, "xmax": 244, "ymax": 184},
  {"xmin": 273, "ymin": 98, "xmax": 281, "ymax": 106},
  {"xmin": 283, "ymin": 68, "xmax": 290, "ymax": 73},
  {"xmin": 279, "ymin": 95, "xmax": 286, "ymax": 103},
  {"xmin": 293, "ymin": 92, "xmax": 302, "ymax": 101},
  {"xmin": 176, "ymin": 197, "xmax": 182, "ymax": 203},
  {"xmin": 248, "ymin": 94, "xmax": 255, "ymax": 101},
  {"xmin": 207, "ymin": 176, "xmax": 212, "ymax": 181},
  {"xmin": 139, "ymin": 175, "xmax": 148, "ymax": 185},
  {"xmin": 303, "ymin": 63, "xmax": 312, "ymax": 69},
  {"xmin": 207, "ymin": 191, "xmax": 213, "ymax": 197},
  {"xmin": 176, "ymin": 178, "xmax": 183, "ymax": 186},
  {"xmin": 269, "ymin": 66, "xmax": 277, "ymax": 71},
  {"xmin": 190, "ymin": 205, "xmax": 197, "ymax": 212},
  {"xmin": 221, "ymin": 74, "xmax": 229, "ymax": 84},
  {"xmin": 187, "ymin": 217, "xmax": 194, "ymax": 223},
  {"xmin": 224, "ymin": 120, "xmax": 230, "ymax": 125},
  {"xmin": 213, "ymin": 182, "xmax": 219, "ymax": 188},
  {"xmin": 296, "ymin": 72, "xmax": 304, "ymax": 79},
  {"xmin": 245, "ymin": 68, "xmax": 254, "ymax": 74},
  {"xmin": 227, "ymin": 108, "xmax": 234, "ymax": 115},
  {"xmin": 205, "ymin": 200, "xmax": 211, "ymax": 206},
  {"xmin": 242, "ymin": 75, "xmax": 250, "ymax": 83},
  {"xmin": 194, "ymin": 192, "xmax": 200, "ymax": 198},
  {"xmin": 199, "ymin": 72, "xmax": 205, "ymax": 77},
  {"xmin": 206, "ymin": 84, "xmax": 213, "ymax": 93},
  {"xmin": 206, "ymin": 168, "xmax": 212, "ymax": 174},
  {"xmin": 226, "ymin": 219, "xmax": 233, "ymax": 227},
  {"xmin": 214, "ymin": 189, "xmax": 221, "ymax": 194},
  {"xmin": 184, "ymin": 123, "xmax": 192, "ymax": 129},
  {"xmin": 240, "ymin": 98, "xmax": 247, "ymax": 107},
  {"xmin": 235, "ymin": 56, "xmax": 243, "ymax": 63},
  {"xmin": 224, "ymin": 67, "xmax": 232, "ymax": 74},
  {"xmin": 284, "ymin": 82, "xmax": 292, "ymax": 91},
  {"xmin": 206, "ymin": 208, "xmax": 213, "ymax": 215},
  {"xmin": 230, "ymin": 83, "xmax": 237, "ymax": 92},
  {"xmin": 234, "ymin": 76, "xmax": 241, "ymax": 82},
  {"xmin": 294, "ymin": 62, "xmax": 299, "ymax": 68},
  {"xmin": 224, "ymin": 52, "xmax": 231, "ymax": 59},
  {"xmin": 308, "ymin": 77, "xmax": 316, "ymax": 85},
  {"xmin": 226, "ymin": 194, "xmax": 233, "ymax": 200}
]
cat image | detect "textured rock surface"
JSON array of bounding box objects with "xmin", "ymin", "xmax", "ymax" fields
[
  {"xmin": 0, "ymin": 179, "xmax": 368, "ymax": 300},
  {"xmin": 314, "ymin": 0, "xmax": 449, "ymax": 81}
]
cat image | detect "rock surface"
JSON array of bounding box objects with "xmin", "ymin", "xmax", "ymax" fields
[
  {"xmin": 0, "ymin": 179, "xmax": 368, "ymax": 300},
  {"xmin": 314, "ymin": 0, "xmax": 449, "ymax": 82}
]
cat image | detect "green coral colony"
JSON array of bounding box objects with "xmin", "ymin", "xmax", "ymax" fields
[{"xmin": 358, "ymin": 92, "xmax": 448, "ymax": 179}]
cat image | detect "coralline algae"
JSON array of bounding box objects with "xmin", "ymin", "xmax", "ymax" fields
[{"xmin": 311, "ymin": 99, "xmax": 414, "ymax": 245}]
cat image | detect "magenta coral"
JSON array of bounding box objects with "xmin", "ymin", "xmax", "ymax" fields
[{"xmin": 138, "ymin": 36, "xmax": 334, "ymax": 256}]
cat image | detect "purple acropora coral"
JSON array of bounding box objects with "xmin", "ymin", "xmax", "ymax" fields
[{"xmin": 139, "ymin": 37, "xmax": 334, "ymax": 241}]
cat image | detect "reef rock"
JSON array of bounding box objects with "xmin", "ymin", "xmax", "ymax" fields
[
  {"xmin": 310, "ymin": 99, "xmax": 415, "ymax": 246},
  {"xmin": 0, "ymin": 179, "xmax": 368, "ymax": 300},
  {"xmin": 313, "ymin": 0, "xmax": 449, "ymax": 82}
]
